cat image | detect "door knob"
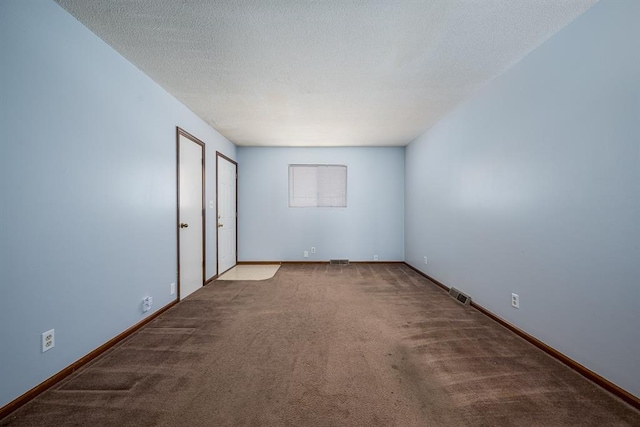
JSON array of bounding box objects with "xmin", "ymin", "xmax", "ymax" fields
[
  {"xmin": 218, "ymin": 223, "xmax": 224, "ymax": 228},
  {"xmin": 180, "ymin": 223, "xmax": 189, "ymax": 228}
]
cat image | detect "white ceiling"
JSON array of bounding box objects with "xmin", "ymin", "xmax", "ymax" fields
[{"xmin": 56, "ymin": 0, "xmax": 597, "ymax": 147}]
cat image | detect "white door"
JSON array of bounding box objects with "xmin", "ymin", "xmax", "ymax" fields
[
  {"xmin": 217, "ymin": 153, "xmax": 237, "ymax": 275},
  {"xmin": 178, "ymin": 129, "xmax": 204, "ymax": 299}
]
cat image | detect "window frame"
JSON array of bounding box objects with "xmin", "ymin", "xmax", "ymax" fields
[{"xmin": 288, "ymin": 164, "xmax": 348, "ymax": 208}]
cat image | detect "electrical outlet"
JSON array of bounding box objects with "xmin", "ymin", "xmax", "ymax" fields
[
  {"xmin": 42, "ymin": 329, "xmax": 54, "ymax": 353},
  {"xmin": 143, "ymin": 296, "xmax": 153, "ymax": 312},
  {"xmin": 170, "ymin": 283, "xmax": 176, "ymax": 295},
  {"xmin": 311, "ymin": 247, "xmax": 316, "ymax": 254},
  {"xmin": 511, "ymin": 293, "xmax": 520, "ymax": 309},
  {"xmin": 373, "ymin": 254, "xmax": 379, "ymax": 261},
  {"xmin": 424, "ymin": 256, "xmax": 428, "ymax": 265},
  {"xmin": 303, "ymin": 251, "xmax": 309, "ymax": 258}
]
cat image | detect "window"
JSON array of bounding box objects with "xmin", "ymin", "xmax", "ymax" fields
[{"xmin": 289, "ymin": 164, "xmax": 347, "ymax": 207}]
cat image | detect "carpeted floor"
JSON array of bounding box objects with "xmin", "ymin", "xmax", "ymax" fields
[{"xmin": 2, "ymin": 264, "xmax": 638, "ymax": 426}]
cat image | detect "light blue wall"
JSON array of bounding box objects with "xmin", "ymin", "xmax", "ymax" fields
[
  {"xmin": 0, "ymin": 0, "xmax": 235, "ymax": 407},
  {"xmin": 238, "ymin": 147, "xmax": 404, "ymax": 262},
  {"xmin": 405, "ymin": 0, "xmax": 639, "ymax": 398}
]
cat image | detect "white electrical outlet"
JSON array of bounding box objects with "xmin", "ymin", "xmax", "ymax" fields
[
  {"xmin": 42, "ymin": 329, "xmax": 54, "ymax": 353},
  {"xmin": 511, "ymin": 293, "xmax": 520, "ymax": 308},
  {"xmin": 373, "ymin": 254, "xmax": 379, "ymax": 261},
  {"xmin": 424, "ymin": 256, "xmax": 428, "ymax": 265},
  {"xmin": 143, "ymin": 296, "xmax": 153, "ymax": 312},
  {"xmin": 303, "ymin": 251, "xmax": 309, "ymax": 258},
  {"xmin": 311, "ymin": 247, "xmax": 316, "ymax": 254},
  {"xmin": 170, "ymin": 283, "xmax": 176, "ymax": 295}
]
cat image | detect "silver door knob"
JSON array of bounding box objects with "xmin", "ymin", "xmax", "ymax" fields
[{"xmin": 180, "ymin": 223, "xmax": 189, "ymax": 228}]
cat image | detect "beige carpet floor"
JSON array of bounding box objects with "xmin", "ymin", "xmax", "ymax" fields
[{"xmin": 2, "ymin": 263, "xmax": 638, "ymax": 426}]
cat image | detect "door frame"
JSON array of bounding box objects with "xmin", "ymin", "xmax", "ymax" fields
[
  {"xmin": 176, "ymin": 127, "xmax": 206, "ymax": 300},
  {"xmin": 216, "ymin": 151, "xmax": 238, "ymax": 275}
]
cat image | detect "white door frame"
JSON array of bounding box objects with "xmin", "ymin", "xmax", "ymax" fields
[
  {"xmin": 177, "ymin": 127, "xmax": 205, "ymax": 300},
  {"xmin": 216, "ymin": 152, "xmax": 237, "ymax": 275}
]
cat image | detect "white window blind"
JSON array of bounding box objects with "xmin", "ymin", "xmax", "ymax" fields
[{"xmin": 289, "ymin": 164, "xmax": 347, "ymax": 207}]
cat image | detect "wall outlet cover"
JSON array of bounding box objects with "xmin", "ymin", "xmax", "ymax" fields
[
  {"xmin": 143, "ymin": 296, "xmax": 153, "ymax": 312},
  {"xmin": 511, "ymin": 293, "xmax": 520, "ymax": 308},
  {"xmin": 42, "ymin": 329, "xmax": 55, "ymax": 353}
]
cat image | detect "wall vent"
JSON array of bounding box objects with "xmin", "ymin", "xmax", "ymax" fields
[
  {"xmin": 329, "ymin": 259, "xmax": 349, "ymax": 265},
  {"xmin": 449, "ymin": 287, "xmax": 471, "ymax": 305}
]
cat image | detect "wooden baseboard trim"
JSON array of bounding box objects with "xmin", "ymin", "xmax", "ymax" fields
[
  {"xmin": 471, "ymin": 302, "xmax": 640, "ymax": 409},
  {"xmin": 350, "ymin": 261, "xmax": 405, "ymax": 265},
  {"xmin": 0, "ymin": 300, "xmax": 178, "ymax": 420},
  {"xmin": 402, "ymin": 262, "xmax": 639, "ymax": 410},
  {"xmin": 239, "ymin": 261, "xmax": 327, "ymax": 265},
  {"xmin": 237, "ymin": 261, "xmax": 283, "ymax": 265},
  {"xmin": 281, "ymin": 261, "xmax": 327, "ymax": 265},
  {"xmin": 238, "ymin": 261, "xmax": 405, "ymax": 265},
  {"xmin": 205, "ymin": 275, "xmax": 218, "ymax": 285},
  {"xmin": 403, "ymin": 262, "xmax": 450, "ymax": 292}
]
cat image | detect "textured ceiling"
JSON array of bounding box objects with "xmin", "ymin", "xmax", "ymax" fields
[{"xmin": 55, "ymin": 0, "xmax": 597, "ymax": 147}]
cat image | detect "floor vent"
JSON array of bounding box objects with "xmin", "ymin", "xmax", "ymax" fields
[
  {"xmin": 449, "ymin": 287, "xmax": 471, "ymax": 305},
  {"xmin": 329, "ymin": 259, "xmax": 349, "ymax": 265}
]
